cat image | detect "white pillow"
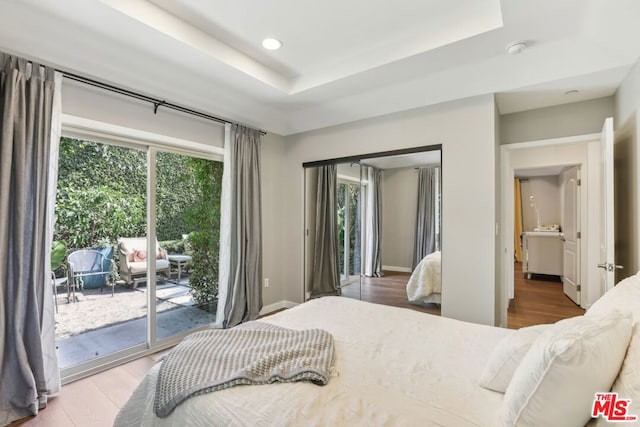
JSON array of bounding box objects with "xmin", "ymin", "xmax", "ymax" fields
[
  {"xmin": 603, "ymin": 322, "xmax": 640, "ymax": 425},
  {"xmin": 479, "ymin": 324, "xmax": 548, "ymax": 393},
  {"xmin": 587, "ymin": 274, "xmax": 640, "ymax": 426},
  {"xmin": 498, "ymin": 311, "xmax": 633, "ymax": 427},
  {"xmin": 587, "ymin": 272, "xmax": 640, "ymax": 322}
]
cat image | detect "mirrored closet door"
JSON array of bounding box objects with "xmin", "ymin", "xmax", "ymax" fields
[{"xmin": 303, "ymin": 146, "xmax": 443, "ymax": 315}]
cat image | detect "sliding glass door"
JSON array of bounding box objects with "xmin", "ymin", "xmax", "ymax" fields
[
  {"xmin": 154, "ymin": 150, "xmax": 221, "ymax": 340},
  {"xmin": 54, "ymin": 137, "xmax": 148, "ymax": 370},
  {"xmin": 53, "ymin": 135, "xmax": 222, "ymax": 378},
  {"xmin": 337, "ymin": 179, "xmax": 363, "ymax": 289}
]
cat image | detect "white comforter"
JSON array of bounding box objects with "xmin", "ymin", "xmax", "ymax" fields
[
  {"xmin": 406, "ymin": 251, "xmax": 442, "ymax": 305},
  {"xmin": 115, "ymin": 297, "xmax": 509, "ymax": 427}
]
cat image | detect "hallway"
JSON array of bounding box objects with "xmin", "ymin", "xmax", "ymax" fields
[{"xmin": 508, "ymin": 262, "xmax": 585, "ymax": 329}]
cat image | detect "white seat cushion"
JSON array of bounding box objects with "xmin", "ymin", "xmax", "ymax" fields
[
  {"xmin": 498, "ymin": 311, "xmax": 632, "ymax": 427},
  {"xmin": 128, "ymin": 259, "xmax": 170, "ymax": 275},
  {"xmin": 479, "ymin": 324, "xmax": 548, "ymax": 393}
]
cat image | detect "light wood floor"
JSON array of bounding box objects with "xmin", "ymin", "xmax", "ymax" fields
[
  {"xmin": 9, "ymin": 348, "xmax": 172, "ymax": 427},
  {"xmin": 507, "ymin": 262, "xmax": 585, "ymax": 329},
  {"xmin": 341, "ymin": 270, "xmax": 441, "ymax": 316}
]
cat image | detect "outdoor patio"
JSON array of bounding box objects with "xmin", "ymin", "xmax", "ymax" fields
[{"xmin": 55, "ymin": 277, "xmax": 216, "ymax": 369}]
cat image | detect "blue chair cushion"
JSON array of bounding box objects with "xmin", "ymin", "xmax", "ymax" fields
[{"xmin": 78, "ymin": 246, "xmax": 114, "ymax": 289}]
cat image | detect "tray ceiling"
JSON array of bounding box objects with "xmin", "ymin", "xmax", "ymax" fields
[{"xmin": 0, "ymin": 0, "xmax": 638, "ymax": 135}]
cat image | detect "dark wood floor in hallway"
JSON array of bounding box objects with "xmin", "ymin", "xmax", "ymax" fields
[
  {"xmin": 508, "ymin": 261, "xmax": 585, "ymax": 329},
  {"xmin": 341, "ymin": 270, "xmax": 441, "ymax": 316}
]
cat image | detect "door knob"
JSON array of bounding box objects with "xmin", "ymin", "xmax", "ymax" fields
[{"xmin": 597, "ymin": 263, "xmax": 625, "ymax": 271}]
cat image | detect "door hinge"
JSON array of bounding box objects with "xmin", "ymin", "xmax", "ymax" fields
[
  {"xmin": 577, "ymin": 179, "xmax": 581, "ymax": 186},
  {"xmin": 577, "ymin": 285, "xmax": 581, "ymax": 292},
  {"xmin": 577, "ymin": 231, "xmax": 581, "ymax": 239}
]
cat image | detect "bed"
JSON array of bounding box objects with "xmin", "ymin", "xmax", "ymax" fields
[
  {"xmin": 115, "ymin": 274, "xmax": 640, "ymax": 427},
  {"xmin": 406, "ymin": 250, "xmax": 441, "ymax": 305}
]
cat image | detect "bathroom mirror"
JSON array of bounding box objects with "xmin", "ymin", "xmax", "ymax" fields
[{"xmin": 303, "ymin": 145, "xmax": 442, "ymax": 315}]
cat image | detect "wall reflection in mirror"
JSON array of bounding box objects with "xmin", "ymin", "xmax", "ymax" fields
[{"xmin": 304, "ymin": 146, "xmax": 442, "ymax": 314}]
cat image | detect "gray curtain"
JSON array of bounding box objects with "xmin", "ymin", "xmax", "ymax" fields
[
  {"xmin": 363, "ymin": 166, "xmax": 382, "ymax": 277},
  {"xmin": 311, "ymin": 165, "xmax": 341, "ymax": 298},
  {"xmin": 0, "ymin": 54, "xmax": 61, "ymax": 424},
  {"xmin": 413, "ymin": 166, "xmax": 437, "ymax": 269},
  {"xmin": 221, "ymin": 125, "xmax": 263, "ymax": 328}
]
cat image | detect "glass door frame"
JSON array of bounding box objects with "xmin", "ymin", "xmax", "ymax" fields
[{"xmin": 58, "ymin": 115, "xmax": 223, "ymax": 383}]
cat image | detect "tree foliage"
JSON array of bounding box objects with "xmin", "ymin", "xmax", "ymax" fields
[{"xmin": 184, "ymin": 157, "xmax": 222, "ymax": 306}]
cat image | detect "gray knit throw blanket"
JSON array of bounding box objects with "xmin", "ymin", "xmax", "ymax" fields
[{"xmin": 153, "ymin": 322, "xmax": 335, "ymax": 417}]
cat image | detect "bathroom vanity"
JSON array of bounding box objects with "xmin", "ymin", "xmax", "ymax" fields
[{"xmin": 522, "ymin": 231, "xmax": 564, "ymax": 279}]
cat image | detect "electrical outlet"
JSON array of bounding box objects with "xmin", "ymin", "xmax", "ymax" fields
[{"xmin": 264, "ymin": 278, "xmax": 270, "ymax": 288}]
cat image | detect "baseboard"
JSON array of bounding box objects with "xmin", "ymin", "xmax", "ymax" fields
[
  {"xmin": 283, "ymin": 300, "xmax": 298, "ymax": 309},
  {"xmin": 382, "ymin": 265, "xmax": 412, "ymax": 273},
  {"xmin": 260, "ymin": 300, "xmax": 299, "ymax": 315}
]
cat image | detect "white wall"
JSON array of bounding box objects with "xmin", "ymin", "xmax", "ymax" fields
[
  {"xmin": 501, "ymin": 97, "xmax": 614, "ymax": 145},
  {"xmin": 494, "ymin": 100, "xmax": 502, "ymax": 326},
  {"xmin": 381, "ymin": 168, "xmax": 418, "ymax": 271},
  {"xmin": 615, "ymin": 60, "xmax": 640, "ymax": 129},
  {"xmin": 62, "ymin": 80, "xmax": 225, "ymax": 147},
  {"xmin": 260, "ymin": 133, "xmax": 287, "ymax": 306},
  {"xmin": 519, "ymin": 176, "xmax": 561, "ymax": 231},
  {"xmin": 281, "ymin": 95, "xmax": 497, "ymax": 326},
  {"xmin": 614, "ymin": 59, "xmax": 640, "ymax": 281}
]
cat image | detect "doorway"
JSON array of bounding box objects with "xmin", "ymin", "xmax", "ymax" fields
[
  {"xmin": 500, "ymin": 135, "xmax": 604, "ymax": 328},
  {"xmin": 510, "ymin": 166, "xmax": 585, "ymax": 328}
]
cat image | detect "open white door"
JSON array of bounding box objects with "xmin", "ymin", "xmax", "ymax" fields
[
  {"xmin": 598, "ymin": 117, "xmax": 620, "ymax": 292},
  {"xmin": 562, "ymin": 166, "xmax": 580, "ymax": 305}
]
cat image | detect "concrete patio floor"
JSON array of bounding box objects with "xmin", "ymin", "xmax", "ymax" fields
[{"xmin": 55, "ymin": 281, "xmax": 217, "ymax": 369}]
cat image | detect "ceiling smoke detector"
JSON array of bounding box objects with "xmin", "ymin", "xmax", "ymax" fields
[{"xmin": 506, "ymin": 41, "xmax": 527, "ymax": 55}]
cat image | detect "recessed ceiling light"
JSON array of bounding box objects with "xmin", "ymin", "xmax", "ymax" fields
[
  {"xmin": 262, "ymin": 38, "xmax": 282, "ymax": 50},
  {"xmin": 564, "ymin": 90, "xmax": 579, "ymax": 96},
  {"xmin": 506, "ymin": 41, "xmax": 527, "ymax": 55}
]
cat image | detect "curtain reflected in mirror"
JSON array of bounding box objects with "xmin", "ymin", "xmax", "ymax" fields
[
  {"xmin": 306, "ymin": 165, "xmax": 341, "ymax": 298},
  {"xmin": 362, "ymin": 166, "xmax": 382, "ymax": 278},
  {"xmin": 413, "ymin": 166, "xmax": 439, "ymax": 269},
  {"xmin": 304, "ymin": 146, "xmax": 442, "ymax": 316}
]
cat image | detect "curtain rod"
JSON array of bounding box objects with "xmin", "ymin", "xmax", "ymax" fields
[{"xmin": 61, "ymin": 70, "xmax": 266, "ymax": 135}]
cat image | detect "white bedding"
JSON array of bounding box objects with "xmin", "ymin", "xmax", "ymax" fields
[
  {"xmin": 406, "ymin": 251, "xmax": 442, "ymax": 305},
  {"xmin": 115, "ymin": 297, "xmax": 509, "ymax": 427}
]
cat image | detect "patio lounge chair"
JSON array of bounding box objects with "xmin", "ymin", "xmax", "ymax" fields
[{"xmin": 118, "ymin": 237, "xmax": 171, "ymax": 287}]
